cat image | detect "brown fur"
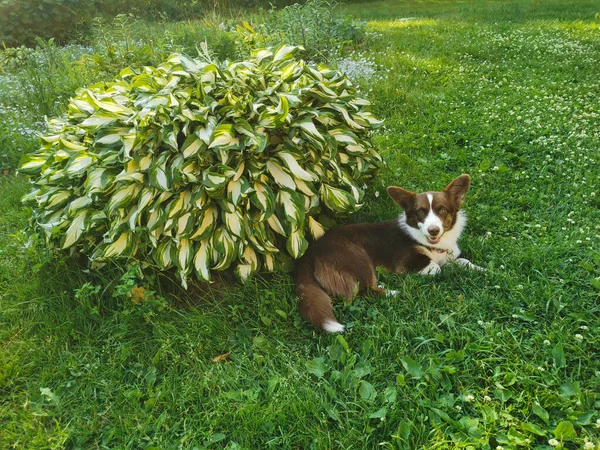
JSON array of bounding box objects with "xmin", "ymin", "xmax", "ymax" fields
[{"xmin": 295, "ymin": 175, "xmax": 471, "ymax": 331}]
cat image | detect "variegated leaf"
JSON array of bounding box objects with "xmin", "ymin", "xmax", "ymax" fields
[
  {"xmin": 286, "ymin": 229, "xmax": 309, "ymax": 259},
  {"xmin": 308, "ymin": 216, "xmax": 326, "ymax": 240},
  {"xmin": 277, "ymin": 151, "xmax": 317, "ymax": 182},
  {"xmin": 63, "ymin": 210, "xmax": 88, "ymax": 249},
  {"xmin": 266, "ymin": 159, "xmax": 296, "ymax": 190},
  {"xmin": 321, "ymin": 184, "xmax": 356, "ymax": 213},
  {"xmin": 103, "ymin": 232, "xmax": 133, "ymax": 259},
  {"xmin": 194, "ymin": 239, "xmax": 212, "ymax": 281}
]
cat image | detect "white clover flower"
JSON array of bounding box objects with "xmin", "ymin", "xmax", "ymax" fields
[
  {"xmin": 484, "ymin": 395, "xmax": 492, "ymax": 402},
  {"xmin": 575, "ymin": 334, "xmax": 583, "ymax": 341},
  {"xmin": 543, "ymin": 340, "xmax": 551, "ymax": 346},
  {"xmin": 464, "ymin": 394, "xmax": 475, "ymax": 402},
  {"xmin": 596, "ymin": 418, "xmax": 600, "ymax": 428},
  {"xmin": 583, "ymin": 440, "xmax": 594, "ymax": 450},
  {"xmin": 548, "ymin": 438, "xmax": 560, "ymax": 447}
]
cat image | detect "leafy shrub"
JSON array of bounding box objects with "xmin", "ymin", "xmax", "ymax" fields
[
  {"xmin": 14, "ymin": 38, "xmax": 96, "ymax": 118},
  {"xmin": 94, "ymin": 0, "xmax": 311, "ymax": 20},
  {"xmin": 81, "ymin": 15, "xmax": 159, "ymax": 79},
  {"xmin": 241, "ymin": 0, "xmax": 366, "ymax": 61},
  {"xmin": 80, "ymin": 15, "xmax": 238, "ymax": 78},
  {"xmin": 0, "ymin": 0, "xmax": 95, "ymax": 46},
  {"xmin": 159, "ymin": 20, "xmax": 238, "ymax": 61},
  {"xmin": 0, "ymin": 45, "xmax": 35, "ymax": 72},
  {"xmin": 19, "ymin": 45, "xmax": 382, "ymax": 286}
]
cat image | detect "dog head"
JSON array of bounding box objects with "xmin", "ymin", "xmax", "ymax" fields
[{"xmin": 387, "ymin": 174, "xmax": 470, "ymax": 245}]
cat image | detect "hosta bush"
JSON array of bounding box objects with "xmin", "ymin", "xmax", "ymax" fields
[{"xmin": 20, "ymin": 45, "xmax": 382, "ymax": 286}]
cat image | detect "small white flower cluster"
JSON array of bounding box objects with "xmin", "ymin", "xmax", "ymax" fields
[{"xmin": 337, "ymin": 52, "xmax": 385, "ymax": 91}]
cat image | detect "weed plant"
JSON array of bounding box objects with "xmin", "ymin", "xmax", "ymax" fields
[
  {"xmin": 243, "ymin": 0, "xmax": 366, "ymax": 62},
  {"xmin": 1, "ymin": 0, "xmax": 600, "ymax": 448}
]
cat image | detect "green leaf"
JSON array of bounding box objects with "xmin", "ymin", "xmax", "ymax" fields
[
  {"xmin": 400, "ymin": 356, "xmax": 423, "ymax": 379},
  {"xmin": 553, "ymin": 421, "xmax": 576, "ymax": 440},
  {"xmin": 521, "ymin": 422, "xmax": 546, "ymax": 436},
  {"xmin": 306, "ymin": 357, "xmax": 327, "ymax": 378},
  {"xmin": 358, "ymin": 381, "xmax": 377, "ymax": 401},
  {"xmin": 552, "ymin": 343, "xmax": 566, "ymax": 369},
  {"xmin": 368, "ymin": 407, "xmax": 387, "ymax": 420},
  {"xmin": 532, "ymin": 403, "xmax": 549, "ymax": 424},
  {"xmin": 506, "ymin": 427, "xmax": 528, "ymax": 446}
]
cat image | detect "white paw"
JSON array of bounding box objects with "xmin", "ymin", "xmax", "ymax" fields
[
  {"xmin": 455, "ymin": 258, "xmax": 486, "ymax": 272},
  {"xmin": 323, "ymin": 320, "xmax": 345, "ymax": 333},
  {"xmin": 378, "ymin": 283, "xmax": 399, "ymax": 297},
  {"xmin": 419, "ymin": 262, "xmax": 441, "ymax": 275}
]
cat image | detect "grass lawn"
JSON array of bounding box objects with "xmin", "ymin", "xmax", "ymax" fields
[{"xmin": 1, "ymin": 0, "xmax": 600, "ymax": 448}]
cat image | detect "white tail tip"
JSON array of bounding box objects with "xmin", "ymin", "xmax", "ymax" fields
[{"xmin": 323, "ymin": 320, "xmax": 345, "ymax": 333}]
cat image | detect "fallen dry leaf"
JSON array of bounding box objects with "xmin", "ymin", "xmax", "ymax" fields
[
  {"xmin": 212, "ymin": 351, "xmax": 231, "ymax": 363},
  {"xmin": 130, "ymin": 286, "xmax": 146, "ymax": 305}
]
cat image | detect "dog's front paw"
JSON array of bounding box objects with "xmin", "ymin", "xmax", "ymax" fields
[
  {"xmin": 419, "ymin": 262, "xmax": 442, "ymax": 275},
  {"xmin": 455, "ymin": 258, "xmax": 486, "ymax": 272},
  {"xmin": 377, "ymin": 283, "xmax": 400, "ymax": 297}
]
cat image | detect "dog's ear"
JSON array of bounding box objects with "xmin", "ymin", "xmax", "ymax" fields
[
  {"xmin": 444, "ymin": 174, "xmax": 471, "ymax": 207},
  {"xmin": 387, "ymin": 186, "xmax": 416, "ymax": 211}
]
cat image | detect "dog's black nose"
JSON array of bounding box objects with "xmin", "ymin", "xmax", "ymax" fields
[{"xmin": 428, "ymin": 226, "xmax": 440, "ymax": 236}]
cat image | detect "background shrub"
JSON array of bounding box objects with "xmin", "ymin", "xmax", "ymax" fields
[
  {"xmin": 20, "ymin": 45, "xmax": 382, "ymax": 286},
  {"xmin": 0, "ymin": 0, "xmax": 95, "ymax": 46},
  {"xmin": 240, "ymin": 0, "xmax": 366, "ymax": 61}
]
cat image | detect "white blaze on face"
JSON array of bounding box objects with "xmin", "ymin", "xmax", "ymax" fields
[{"xmin": 418, "ymin": 193, "xmax": 444, "ymax": 239}]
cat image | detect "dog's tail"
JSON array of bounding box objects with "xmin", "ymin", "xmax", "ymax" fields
[{"xmin": 295, "ymin": 258, "xmax": 344, "ymax": 333}]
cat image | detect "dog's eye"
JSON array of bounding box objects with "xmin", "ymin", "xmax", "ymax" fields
[
  {"xmin": 417, "ymin": 208, "xmax": 427, "ymax": 217},
  {"xmin": 438, "ymin": 208, "xmax": 448, "ymax": 215}
]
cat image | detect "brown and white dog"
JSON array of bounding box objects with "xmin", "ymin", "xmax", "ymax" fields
[{"xmin": 295, "ymin": 174, "xmax": 484, "ymax": 332}]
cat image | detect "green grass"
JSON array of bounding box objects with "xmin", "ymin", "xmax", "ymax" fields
[{"xmin": 2, "ymin": 0, "xmax": 600, "ymax": 448}]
